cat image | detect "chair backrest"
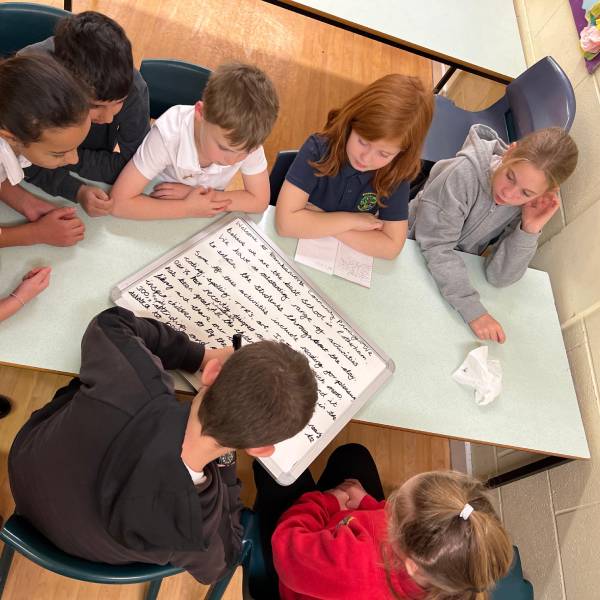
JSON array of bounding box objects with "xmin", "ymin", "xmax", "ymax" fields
[
  {"xmin": 140, "ymin": 59, "xmax": 212, "ymax": 120},
  {"xmin": 269, "ymin": 150, "xmax": 298, "ymax": 205},
  {"xmin": 0, "ymin": 2, "xmax": 68, "ymax": 57},
  {"xmin": 491, "ymin": 546, "xmax": 534, "ymax": 600},
  {"xmin": 421, "ymin": 56, "xmax": 575, "ymax": 163},
  {"xmin": 506, "ymin": 56, "xmax": 576, "ymax": 139},
  {"xmin": 0, "ymin": 514, "xmax": 182, "ymax": 584}
]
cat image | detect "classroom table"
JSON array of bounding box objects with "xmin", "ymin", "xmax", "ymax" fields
[
  {"xmin": 260, "ymin": 0, "xmax": 527, "ymax": 89},
  {"xmin": 0, "ymin": 195, "xmax": 589, "ymax": 485}
]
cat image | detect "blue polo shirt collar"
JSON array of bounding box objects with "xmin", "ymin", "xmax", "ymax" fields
[{"xmin": 340, "ymin": 161, "xmax": 374, "ymax": 184}]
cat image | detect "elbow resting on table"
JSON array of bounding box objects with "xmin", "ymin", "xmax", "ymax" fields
[{"xmin": 485, "ymin": 268, "xmax": 518, "ymax": 289}]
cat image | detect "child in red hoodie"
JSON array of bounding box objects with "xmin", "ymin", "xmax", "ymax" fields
[{"xmin": 253, "ymin": 444, "xmax": 513, "ymax": 600}]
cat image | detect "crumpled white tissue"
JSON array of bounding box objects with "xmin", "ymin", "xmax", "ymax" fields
[{"xmin": 452, "ymin": 346, "xmax": 502, "ymax": 406}]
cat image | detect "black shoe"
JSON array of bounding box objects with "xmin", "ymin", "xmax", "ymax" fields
[{"xmin": 0, "ymin": 395, "xmax": 12, "ymax": 418}]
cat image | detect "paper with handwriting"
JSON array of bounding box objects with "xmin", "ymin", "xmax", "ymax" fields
[
  {"xmin": 112, "ymin": 215, "xmax": 393, "ymax": 484},
  {"xmin": 295, "ymin": 237, "xmax": 373, "ymax": 287}
]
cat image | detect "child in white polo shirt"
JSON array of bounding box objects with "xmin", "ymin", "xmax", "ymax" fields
[{"xmin": 110, "ymin": 62, "xmax": 279, "ymax": 219}]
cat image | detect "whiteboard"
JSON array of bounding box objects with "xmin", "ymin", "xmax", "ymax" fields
[{"xmin": 112, "ymin": 214, "xmax": 394, "ymax": 484}]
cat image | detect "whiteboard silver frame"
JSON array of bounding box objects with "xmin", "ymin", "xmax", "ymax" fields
[{"xmin": 112, "ymin": 213, "xmax": 395, "ymax": 485}]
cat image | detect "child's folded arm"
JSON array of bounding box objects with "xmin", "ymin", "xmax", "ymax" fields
[
  {"xmin": 109, "ymin": 162, "xmax": 196, "ymax": 220},
  {"xmin": 275, "ymin": 180, "xmax": 371, "ymax": 238},
  {"xmin": 216, "ymin": 169, "xmax": 270, "ymax": 213},
  {"xmin": 335, "ymin": 220, "xmax": 408, "ymax": 259}
]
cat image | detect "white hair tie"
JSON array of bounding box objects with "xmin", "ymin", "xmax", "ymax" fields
[{"xmin": 459, "ymin": 503, "xmax": 474, "ymax": 520}]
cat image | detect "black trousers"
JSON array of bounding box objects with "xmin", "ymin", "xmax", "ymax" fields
[{"xmin": 251, "ymin": 443, "xmax": 384, "ymax": 599}]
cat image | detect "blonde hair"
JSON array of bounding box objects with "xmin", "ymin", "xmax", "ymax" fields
[
  {"xmin": 386, "ymin": 471, "xmax": 513, "ymax": 600},
  {"xmin": 311, "ymin": 74, "xmax": 434, "ymax": 204},
  {"xmin": 202, "ymin": 62, "xmax": 279, "ymax": 151},
  {"xmin": 499, "ymin": 127, "xmax": 578, "ymax": 191}
]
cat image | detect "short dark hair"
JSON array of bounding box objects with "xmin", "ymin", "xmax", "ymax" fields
[
  {"xmin": 54, "ymin": 11, "xmax": 133, "ymax": 101},
  {"xmin": 198, "ymin": 341, "xmax": 317, "ymax": 448},
  {"xmin": 0, "ymin": 54, "xmax": 89, "ymax": 144}
]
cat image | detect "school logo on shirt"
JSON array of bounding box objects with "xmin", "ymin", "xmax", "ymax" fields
[{"xmin": 357, "ymin": 192, "xmax": 377, "ymax": 212}]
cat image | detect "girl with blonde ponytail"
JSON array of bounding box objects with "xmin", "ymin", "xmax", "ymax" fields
[
  {"xmin": 260, "ymin": 444, "xmax": 513, "ymax": 600},
  {"xmin": 386, "ymin": 471, "xmax": 513, "ymax": 600}
]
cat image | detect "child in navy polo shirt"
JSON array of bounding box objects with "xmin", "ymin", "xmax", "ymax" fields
[{"xmin": 275, "ymin": 74, "xmax": 433, "ymax": 259}]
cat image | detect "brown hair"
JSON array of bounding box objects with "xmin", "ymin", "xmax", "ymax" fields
[
  {"xmin": 198, "ymin": 340, "xmax": 317, "ymax": 448},
  {"xmin": 385, "ymin": 471, "xmax": 513, "ymax": 600},
  {"xmin": 311, "ymin": 74, "xmax": 434, "ymax": 204},
  {"xmin": 0, "ymin": 54, "xmax": 89, "ymax": 144},
  {"xmin": 202, "ymin": 62, "xmax": 279, "ymax": 152},
  {"xmin": 498, "ymin": 127, "xmax": 578, "ymax": 191}
]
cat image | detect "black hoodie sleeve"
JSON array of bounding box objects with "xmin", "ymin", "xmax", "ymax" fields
[{"xmin": 79, "ymin": 307, "xmax": 204, "ymax": 412}]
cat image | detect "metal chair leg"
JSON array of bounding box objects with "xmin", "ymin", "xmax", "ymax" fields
[
  {"xmin": 145, "ymin": 577, "xmax": 163, "ymax": 600},
  {"xmin": 0, "ymin": 544, "xmax": 15, "ymax": 599}
]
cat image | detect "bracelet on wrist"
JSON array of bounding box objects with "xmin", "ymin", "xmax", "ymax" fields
[{"xmin": 10, "ymin": 292, "xmax": 25, "ymax": 307}]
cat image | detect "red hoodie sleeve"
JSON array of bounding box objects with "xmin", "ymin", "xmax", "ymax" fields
[{"xmin": 272, "ymin": 491, "xmax": 381, "ymax": 597}]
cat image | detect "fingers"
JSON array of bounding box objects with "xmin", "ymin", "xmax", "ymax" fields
[
  {"xmin": 52, "ymin": 206, "xmax": 78, "ymax": 219},
  {"xmin": 23, "ymin": 267, "xmax": 45, "ymax": 280}
]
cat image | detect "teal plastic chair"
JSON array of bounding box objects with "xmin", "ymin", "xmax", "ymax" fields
[
  {"xmin": 140, "ymin": 58, "xmax": 212, "ymax": 120},
  {"xmin": 0, "ymin": 509, "xmax": 263, "ymax": 599},
  {"xmin": 491, "ymin": 546, "xmax": 534, "ymax": 600},
  {"xmin": 0, "ymin": 2, "xmax": 68, "ymax": 57},
  {"xmin": 205, "ymin": 509, "xmax": 265, "ymax": 599},
  {"xmin": 0, "ymin": 514, "xmax": 183, "ymax": 599}
]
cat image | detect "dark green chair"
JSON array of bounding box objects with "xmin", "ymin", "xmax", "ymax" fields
[
  {"xmin": 139, "ymin": 58, "xmax": 212, "ymax": 120},
  {"xmin": 0, "ymin": 2, "xmax": 68, "ymax": 57},
  {"xmin": 0, "ymin": 509, "xmax": 262, "ymax": 599},
  {"xmin": 0, "ymin": 514, "xmax": 183, "ymax": 599},
  {"xmin": 491, "ymin": 546, "xmax": 534, "ymax": 600},
  {"xmin": 204, "ymin": 509, "xmax": 264, "ymax": 599}
]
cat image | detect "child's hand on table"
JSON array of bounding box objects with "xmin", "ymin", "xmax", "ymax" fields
[
  {"xmin": 13, "ymin": 267, "xmax": 52, "ymax": 304},
  {"xmin": 150, "ymin": 182, "xmax": 195, "ymax": 200},
  {"xmin": 32, "ymin": 207, "xmax": 85, "ymax": 246},
  {"xmin": 77, "ymin": 185, "xmax": 114, "ymax": 217},
  {"xmin": 185, "ymin": 186, "xmax": 231, "ymax": 217},
  {"xmin": 469, "ymin": 313, "xmax": 506, "ymax": 344}
]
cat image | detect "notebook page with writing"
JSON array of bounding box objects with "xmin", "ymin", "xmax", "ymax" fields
[{"xmin": 112, "ymin": 214, "xmax": 393, "ymax": 484}]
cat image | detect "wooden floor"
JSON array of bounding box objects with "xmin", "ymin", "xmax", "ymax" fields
[{"xmin": 1, "ymin": 0, "xmax": 450, "ymax": 598}]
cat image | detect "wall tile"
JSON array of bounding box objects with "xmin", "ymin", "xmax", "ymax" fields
[
  {"xmin": 531, "ymin": 200, "xmax": 600, "ymax": 322},
  {"xmin": 532, "ymin": 1, "xmax": 589, "ymax": 88},
  {"xmin": 470, "ymin": 443, "xmax": 497, "ymax": 479},
  {"xmin": 549, "ymin": 342, "xmax": 599, "ymax": 510},
  {"xmin": 584, "ymin": 309, "xmax": 600, "ymax": 381},
  {"xmin": 501, "ymin": 472, "xmax": 564, "ymax": 599},
  {"xmin": 562, "ymin": 319, "xmax": 585, "ymax": 352},
  {"xmin": 497, "ymin": 449, "xmax": 543, "ymax": 472},
  {"xmin": 538, "ymin": 206, "xmax": 565, "ymax": 246},
  {"xmin": 512, "ymin": 0, "xmax": 536, "ymax": 67},
  {"xmin": 556, "ymin": 503, "xmax": 600, "ymax": 599},
  {"xmin": 560, "ymin": 76, "xmax": 600, "ymax": 225},
  {"xmin": 521, "ymin": 0, "xmax": 565, "ymax": 37}
]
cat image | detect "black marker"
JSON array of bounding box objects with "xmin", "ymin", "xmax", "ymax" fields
[{"xmin": 232, "ymin": 333, "xmax": 243, "ymax": 351}]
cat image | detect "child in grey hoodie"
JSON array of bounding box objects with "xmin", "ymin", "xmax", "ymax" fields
[{"xmin": 409, "ymin": 124, "xmax": 578, "ymax": 343}]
